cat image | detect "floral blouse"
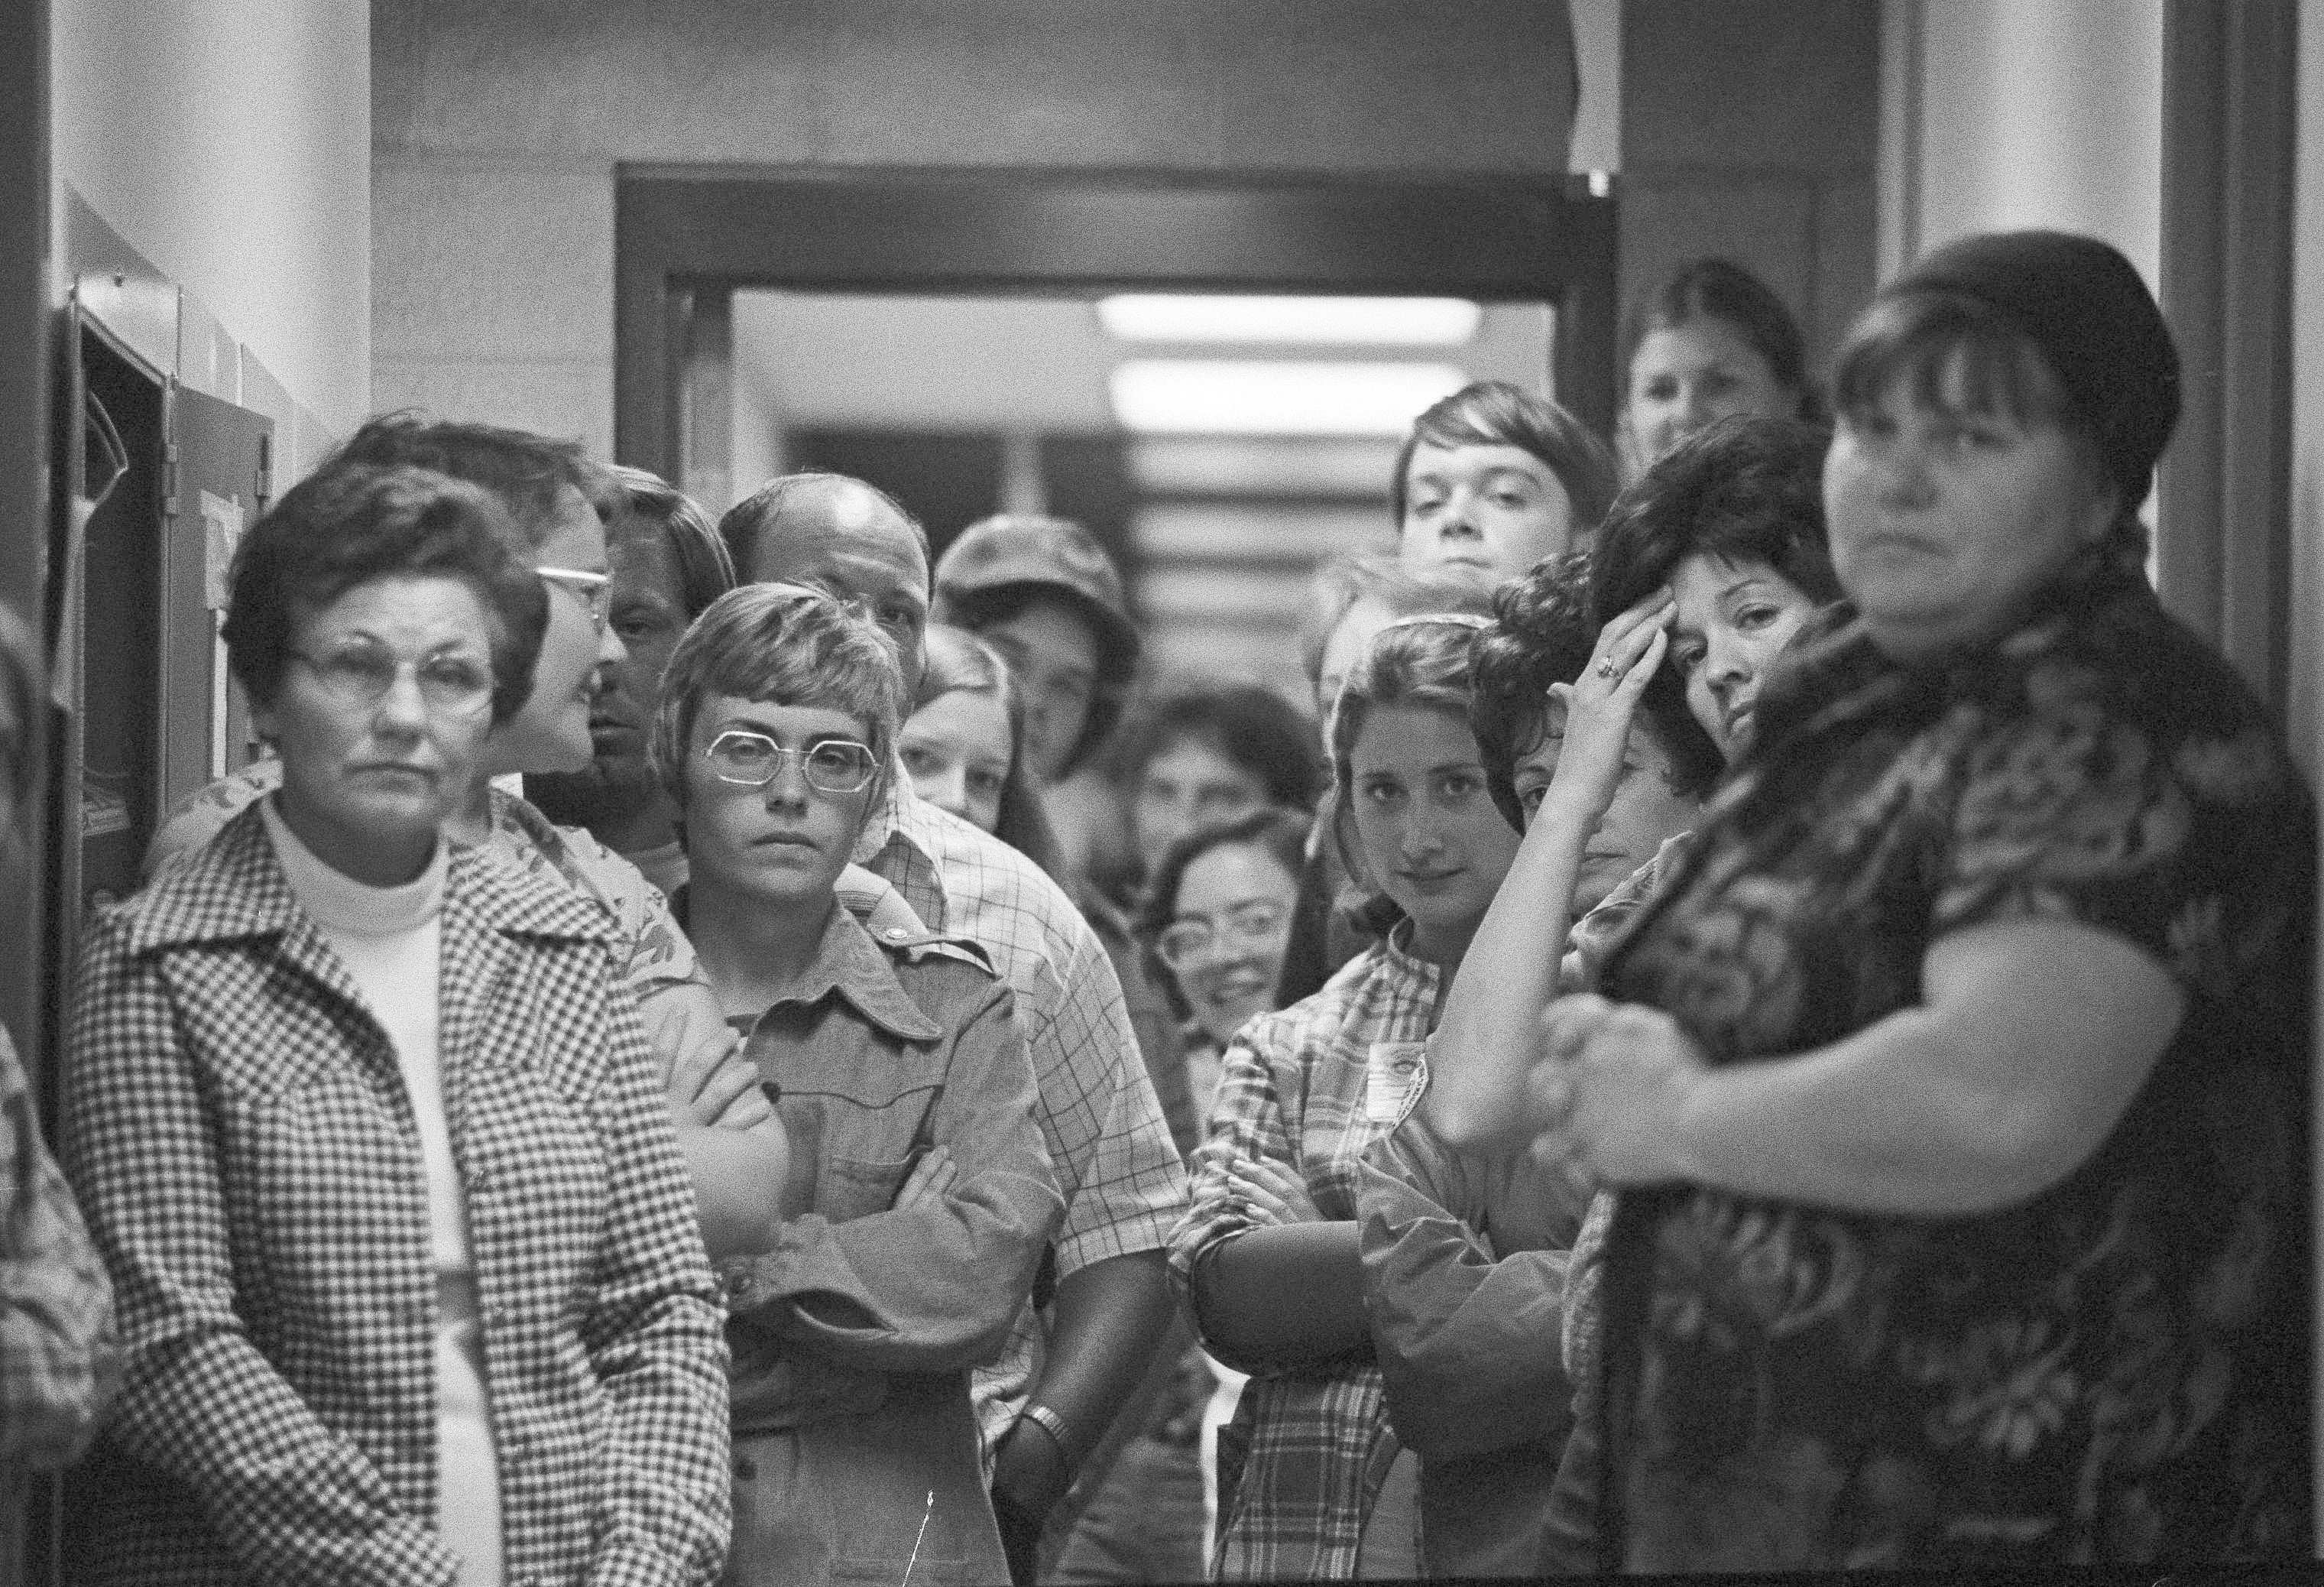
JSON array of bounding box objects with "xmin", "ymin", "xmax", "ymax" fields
[{"xmin": 1588, "ymin": 566, "xmax": 2314, "ymax": 1571}]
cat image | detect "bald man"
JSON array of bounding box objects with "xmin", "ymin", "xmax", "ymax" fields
[{"xmin": 718, "ymin": 474, "xmax": 1189, "ymax": 1582}]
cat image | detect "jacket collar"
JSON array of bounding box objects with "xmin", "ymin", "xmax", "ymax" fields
[
  {"xmin": 118, "ymin": 798, "xmax": 616, "ymax": 957},
  {"xmin": 760, "ymin": 899, "xmax": 945, "ymax": 1043}
]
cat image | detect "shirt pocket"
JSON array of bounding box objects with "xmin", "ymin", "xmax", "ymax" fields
[{"xmin": 821, "ymin": 1154, "xmax": 915, "ymax": 1225}]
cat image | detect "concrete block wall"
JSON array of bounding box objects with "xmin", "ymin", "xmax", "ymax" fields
[
  {"xmin": 370, "ymin": 0, "xmax": 1583, "ymax": 458},
  {"xmin": 1618, "ymin": 0, "xmax": 1882, "ymax": 385}
]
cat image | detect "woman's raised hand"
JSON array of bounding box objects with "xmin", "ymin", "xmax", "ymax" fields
[
  {"xmin": 1543, "ymin": 591, "xmax": 1675, "ymax": 823},
  {"xmin": 1228, "ymin": 1154, "xmax": 1324, "ymax": 1226}
]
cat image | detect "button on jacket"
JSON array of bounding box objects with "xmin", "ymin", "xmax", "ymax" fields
[{"xmin": 61, "ymin": 805, "xmax": 732, "ymax": 1587}]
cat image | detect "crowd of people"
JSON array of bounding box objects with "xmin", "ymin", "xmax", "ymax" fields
[{"xmin": 1, "ymin": 229, "xmax": 2312, "ymax": 1585}]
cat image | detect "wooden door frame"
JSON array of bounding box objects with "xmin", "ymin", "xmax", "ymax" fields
[
  {"xmin": 614, "ymin": 164, "xmax": 1619, "ymax": 483},
  {"xmin": 2157, "ymin": 0, "xmax": 2299, "ymax": 713}
]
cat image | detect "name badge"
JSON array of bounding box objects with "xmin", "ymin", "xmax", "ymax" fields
[{"xmin": 1365, "ymin": 1041, "xmax": 1428, "ymax": 1128}]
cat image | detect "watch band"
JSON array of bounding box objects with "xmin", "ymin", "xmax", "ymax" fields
[{"xmin": 1016, "ymin": 1401, "xmax": 1087, "ymax": 1469}]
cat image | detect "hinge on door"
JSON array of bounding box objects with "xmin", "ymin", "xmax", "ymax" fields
[{"xmin": 162, "ymin": 440, "xmax": 181, "ymax": 521}]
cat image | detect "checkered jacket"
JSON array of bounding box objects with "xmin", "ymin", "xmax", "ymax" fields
[
  {"xmin": 1167, "ymin": 933, "xmax": 1443, "ymax": 1582},
  {"xmin": 862, "ymin": 787, "xmax": 1188, "ymax": 1441},
  {"xmin": 61, "ymin": 806, "xmax": 731, "ymax": 1586}
]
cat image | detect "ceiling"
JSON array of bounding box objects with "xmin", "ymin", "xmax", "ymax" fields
[{"xmin": 731, "ymin": 290, "xmax": 1558, "ymax": 435}]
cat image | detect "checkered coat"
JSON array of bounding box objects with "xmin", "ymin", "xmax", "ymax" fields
[{"xmin": 60, "ymin": 805, "xmax": 731, "ymax": 1586}]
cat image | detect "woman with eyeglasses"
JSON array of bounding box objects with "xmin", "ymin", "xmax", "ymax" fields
[
  {"xmin": 1167, "ymin": 616, "xmax": 1523, "ymax": 1580},
  {"xmin": 141, "ymin": 415, "xmax": 786, "ymax": 1260},
  {"xmin": 654, "ymin": 584, "xmax": 1062, "ymax": 1587},
  {"xmin": 1036, "ymin": 808, "xmax": 1309, "ymax": 1587},
  {"xmin": 61, "ymin": 465, "xmax": 733, "ymax": 1586}
]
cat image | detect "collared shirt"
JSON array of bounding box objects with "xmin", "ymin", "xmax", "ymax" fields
[
  {"xmin": 855, "ymin": 781, "xmax": 1188, "ymax": 1439},
  {"xmin": 1167, "ymin": 927, "xmax": 1442, "ymax": 1582},
  {"xmin": 710, "ymin": 897, "xmax": 1059, "ymax": 1587},
  {"xmin": 63, "ymin": 806, "xmax": 731, "ymax": 1587}
]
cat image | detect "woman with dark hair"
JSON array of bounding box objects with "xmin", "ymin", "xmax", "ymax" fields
[
  {"xmin": 1439, "ymin": 232, "xmax": 2315, "ymax": 1569},
  {"xmin": 1277, "ymin": 554, "xmax": 1499, "ymax": 1007},
  {"xmin": 1139, "ymin": 808, "xmax": 1312, "ymax": 1102},
  {"xmin": 1113, "ymin": 683, "xmax": 1324, "ymax": 902},
  {"xmin": 1409, "ymin": 425, "xmax": 1836, "ymax": 1572},
  {"xmin": 63, "ymin": 466, "xmax": 732, "ymax": 1585},
  {"xmin": 1620, "ymin": 257, "xmax": 1821, "ymax": 477},
  {"xmin": 1429, "ymin": 423, "xmax": 1839, "ymax": 1140},
  {"xmin": 1045, "ymin": 807, "xmax": 1312, "ymax": 1587},
  {"xmin": 1170, "ymin": 618, "xmax": 1522, "ymax": 1579},
  {"xmin": 1394, "ymin": 380, "xmax": 1619, "ymax": 578},
  {"xmin": 1588, "ymin": 415, "xmax": 1842, "ymax": 791}
]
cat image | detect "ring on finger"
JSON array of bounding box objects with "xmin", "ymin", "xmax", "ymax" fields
[{"xmin": 1596, "ymin": 658, "xmax": 1619, "ymax": 678}]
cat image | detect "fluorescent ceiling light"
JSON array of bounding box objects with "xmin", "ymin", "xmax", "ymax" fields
[
  {"xmin": 1110, "ymin": 359, "xmax": 1467, "ymax": 437},
  {"xmin": 1097, "ymin": 295, "xmax": 1481, "ymax": 346}
]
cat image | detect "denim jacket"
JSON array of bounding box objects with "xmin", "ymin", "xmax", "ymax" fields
[{"xmin": 707, "ymin": 895, "xmax": 1061, "ymax": 1587}]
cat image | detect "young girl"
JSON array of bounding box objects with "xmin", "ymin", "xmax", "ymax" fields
[
  {"xmin": 1618, "ymin": 258, "xmax": 1821, "ymax": 477},
  {"xmin": 656, "ymin": 583, "xmax": 1062, "ymax": 1587},
  {"xmin": 1168, "ymin": 615, "xmax": 1522, "ymax": 1580},
  {"xmin": 899, "ymin": 622, "xmax": 1068, "ymax": 874},
  {"xmin": 900, "ymin": 621, "xmax": 1198, "ymax": 1163}
]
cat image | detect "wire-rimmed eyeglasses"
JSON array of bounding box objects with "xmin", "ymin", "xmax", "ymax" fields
[
  {"xmin": 1154, "ymin": 899, "xmax": 1292, "ymax": 971},
  {"xmin": 287, "ymin": 643, "xmax": 496, "ymax": 716},
  {"xmin": 705, "ymin": 729, "xmax": 880, "ymax": 797},
  {"xmin": 537, "ymin": 566, "xmax": 611, "ymax": 633}
]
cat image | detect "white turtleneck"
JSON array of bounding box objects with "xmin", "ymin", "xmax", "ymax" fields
[{"xmin": 260, "ymin": 797, "xmax": 504, "ymax": 1587}]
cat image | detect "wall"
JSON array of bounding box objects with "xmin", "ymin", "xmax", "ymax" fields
[
  {"xmin": 1880, "ymin": 0, "xmax": 2164, "ymax": 286},
  {"xmin": 371, "ymin": 0, "xmax": 1582, "ymax": 459},
  {"xmin": 2290, "ymin": 0, "xmax": 2324, "ymax": 786},
  {"xmin": 50, "ymin": 0, "xmax": 371, "ymax": 438},
  {"xmin": 1618, "ymin": 0, "xmax": 1881, "ymax": 379}
]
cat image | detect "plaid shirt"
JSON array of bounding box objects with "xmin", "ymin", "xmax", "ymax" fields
[
  {"xmin": 2, "ymin": 1024, "xmax": 116, "ymax": 1472},
  {"xmin": 859, "ymin": 784, "xmax": 1187, "ymax": 1439},
  {"xmin": 62, "ymin": 806, "xmax": 731, "ymax": 1586},
  {"xmin": 1168, "ymin": 930, "xmax": 1442, "ymax": 1582}
]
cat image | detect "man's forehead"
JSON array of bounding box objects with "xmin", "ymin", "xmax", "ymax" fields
[
  {"xmin": 750, "ymin": 500, "xmax": 926, "ymax": 592},
  {"xmin": 608, "ymin": 514, "xmax": 682, "ymax": 594}
]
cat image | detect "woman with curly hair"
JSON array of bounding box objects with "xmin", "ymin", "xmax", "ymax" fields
[{"xmin": 1434, "ymin": 232, "xmax": 2315, "ymax": 1570}]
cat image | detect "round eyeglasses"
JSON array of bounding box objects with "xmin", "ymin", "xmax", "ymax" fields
[
  {"xmin": 537, "ymin": 566, "xmax": 611, "ymax": 633},
  {"xmin": 705, "ymin": 729, "xmax": 880, "ymax": 797},
  {"xmin": 288, "ymin": 644, "xmax": 495, "ymax": 716},
  {"xmin": 1154, "ymin": 899, "xmax": 1292, "ymax": 972}
]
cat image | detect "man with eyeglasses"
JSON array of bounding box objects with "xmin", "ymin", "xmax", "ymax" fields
[{"xmin": 719, "ymin": 473, "xmax": 1190, "ymax": 1585}]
